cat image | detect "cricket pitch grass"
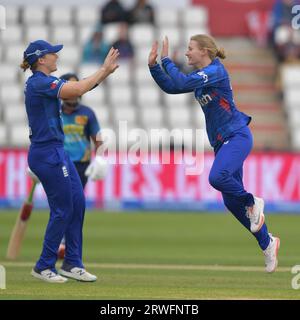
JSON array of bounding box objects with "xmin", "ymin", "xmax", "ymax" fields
[{"xmin": 0, "ymin": 210, "xmax": 300, "ymax": 300}]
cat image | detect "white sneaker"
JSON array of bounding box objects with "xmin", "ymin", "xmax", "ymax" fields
[
  {"xmin": 246, "ymin": 196, "xmax": 265, "ymax": 233},
  {"xmin": 264, "ymin": 234, "xmax": 280, "ymax": 273},
  {"xmin": 31, "ymin": 268, "xmax": 68, "ymax": 283},
  {"xmin": 59, "ymin": 267, "xmax": 97, "ymax": 282}
]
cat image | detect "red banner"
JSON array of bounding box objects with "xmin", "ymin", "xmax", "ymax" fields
[
  {"xmin": 192, "ymin": 0, "xmax": 274, "ymax": 36},
  {"xmin": 1, "ymin": 150, "xmax": 300, "ymax": 205}
]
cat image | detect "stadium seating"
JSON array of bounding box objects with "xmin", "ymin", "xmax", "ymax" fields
[
  {"xmin": 0, "ymin": 84, "xmax": 23, "ymax": 103},
  {"xmin": 4, "ymin": 6, "xmax": 19, "ymax": 25},
  {"xmin": 182, "ymin": 6, "xmax": 209, "ymax": 28},
  {"xmin": 109, "ymin": 85, "xmax": 134, "ymax": 106},
  {"xmin": 3, "ymin": 103, "xmax": 26, "ymax": 123},
  {"xmin": 52, "ymin": 26, "xmax": 76, "ymax": 44},
  {"xmin": 2, "ymin": 4, "xmax": 211, "ymax": 151},
  {"xmin": 281, "ymin": 65, "xmax": 300, "ymax": 88},
  {"xmin": 163, "ymin": 92, "xmax": 191, "ymax": 108},
  {"xmin": 129, "ymin": 24, "xmax": 155, "ymax": 47},
  {"xmin": 158, "ymin": 27, "xmax": 182, "ymax": 48},
  {"xmin": 5, "ymin": 44, "xmax": 24, "ymax": 64},
  {"xmin": 134, "ymin": 46, "xmax": 152, "ymax": 66},
  {"xmin": 156, "ymin": 8, "xmax": 179, "ymax": 28},
  {"xmin": 107, "ymin": 63, "xmax": 132, "ymax": 85},
  {"xmin": 57, "ymin": 44, "xmax": 81, "ymax": 66},
  {"xmin": 81, "ymin": 85, "xmax": 106, "ymax": 105},
  {"xmin": 25, "ymin": 25, "xmax": 50, "ymax": 43},
  {"xmin": 136, "ymin": 84, "xmax": 161, "ymax": 106},
  {"xmin": 103, "ymin": 23, "xmax": 121, "ymax": 44},
  {"xmin": 166, "ymin": 104, "xmax": 192, "ymax": 129},
  {"xmin": 23, "ymin": 6, "xmax": 46, "ymax": 25},
  {"xmin": 0, "ymin": 64, "xmax": 19, "ymax": 83},
  {"xmin": 74, "ymin": 6, "xmax": 99, "ymax": 27},
  {"xmin": 78, "ymin": 25, "xmax": 95, "ymax": 45},
  {"xmin": 139, "ymin": 104, "xmax": 165, "ymax": 130},
  {"xmin": 291, "ymin": 129, "xmax": 300, "ymax": 150},
  {"xmin": 282, "ymin": 64, "xmax": 300, "ymax": 150},
  {"xmin": 134, "ymin": 65, "xmax": 154, "ymax": 84},
  {"xmin": 92, "ymin": 104, "xmax": 111, "ymax": 128},
  {"xmin": 9, "ymin": 123, "xmax": 30, "ymax": 147},
  {"xmin": 112, "ymin": 104, "xmax": 137, "ymax": 128},
  {"xmin": 0, "ymin": 4, "xmax": 290, "ymax": 151},
  {"xmin": 48, "ymin": 7, "xmax": 73, "ymax": 25},
  {"xmin": 1, "ymin": 25, "xmax": 22, "ymax": 44},
  {"xmin": 0, "ymin": 125, "xmax": 7, "ymax": 146}
]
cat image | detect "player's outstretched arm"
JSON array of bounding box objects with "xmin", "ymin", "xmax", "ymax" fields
[
  {"xmin": 148, "ymin": 38, "xmax": 192, "ymax": 94},
  {"xmin": 60, "ymin": 47, "xmax": 119, "ymax": 99}
]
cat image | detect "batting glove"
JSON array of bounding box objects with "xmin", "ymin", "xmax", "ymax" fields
[{"xmin": 84, "ymin": 155, "xmax": 108, "ymax": 181}]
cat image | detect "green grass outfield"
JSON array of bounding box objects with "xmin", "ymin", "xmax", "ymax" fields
[{"xmin": 0, "ymin": 210, "xmax": 300, "ymax": 300}]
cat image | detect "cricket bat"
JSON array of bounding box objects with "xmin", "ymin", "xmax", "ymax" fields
[{"xmin": 6, "ymin": 181, "xmax": 37, "ymax": 260}]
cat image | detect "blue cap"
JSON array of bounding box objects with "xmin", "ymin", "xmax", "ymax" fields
[{"xmin": 24, "ymin": 40, "xmax": 63, "ymax": 65}]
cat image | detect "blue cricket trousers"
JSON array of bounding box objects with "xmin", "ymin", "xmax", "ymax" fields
[
  {"xmin": 74, "ymin": 162, "xmax": 90, "ymax": 189},
  {"xmin": 209, "ymin": 126, "xmax": 270, "ymax": 250},
  {"xmin": 28, "ymin": 143, "xmax": 85, "ymax": 271}
]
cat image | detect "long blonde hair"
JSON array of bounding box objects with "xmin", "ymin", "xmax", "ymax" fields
[{"xmin": 190, "ymin": 34, "xmax": 226, "ymax": 60}]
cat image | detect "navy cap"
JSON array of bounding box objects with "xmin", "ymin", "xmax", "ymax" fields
[{"xmin": 24, "ymin": 40, "xmax": 63, "ymax": 65}]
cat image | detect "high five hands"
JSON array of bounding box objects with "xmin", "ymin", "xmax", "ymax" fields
[
  {"xmin": 103, "ymin": 47, "xmax": 120, "ymax": 74},
  {"xmin": 148, "ymin": 36, "xmax": 169, "ymax": 66},
  {"xmin": 161, "ymin": 36, "xmax": 169, "ymax": 59}
]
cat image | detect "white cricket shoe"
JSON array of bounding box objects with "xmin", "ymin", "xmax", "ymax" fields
[
  {"xmin": 59, "ymin": 267, "xmax": 97, "ymax": 282},
  {"xmin": 31, "ymin": 268, "xmax": 68, "ymax": 283},
  {"xmin": 246, "ymin": 196, "xmax": 265, "ymax": 233},
  {"xmin": 264, "ymin": 234, "xmax": 280, "ymax": 273}
]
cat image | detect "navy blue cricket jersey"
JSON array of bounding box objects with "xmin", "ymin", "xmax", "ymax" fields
[
  {"xmin": 24, "ymin": 71, "xmax": 66, "ymax": 145},
  {"xmin": 149, "ymin": 57, "xmax": 251, "ymax": 150}
]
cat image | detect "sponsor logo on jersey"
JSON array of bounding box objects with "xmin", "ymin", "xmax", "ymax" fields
[
  {"xmin": 63, "ymin": 124, "xmax": 84, "ymax": 135},
  {"xmin": 197, "ymin": 71, "xmax": 208, "ymax": 83},
  {"xmin": 75, "ymin": 115, "xmax": 88, "ymax": 125},
  {"xmin": 196, "ymin": 94, "xmax": 213, "ymax": 107}
]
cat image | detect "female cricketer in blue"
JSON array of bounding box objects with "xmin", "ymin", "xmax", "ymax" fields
[
  {"xmin": 57, "ymin": 72, "xmax": 107, "ymax": 260},
  {"xmin": 148, "ymin": 35, "xmax": 280, "ymax": 273},
  {"xmin": 21, "ymin": 40, "xmax": 119, "ymax": 283}
]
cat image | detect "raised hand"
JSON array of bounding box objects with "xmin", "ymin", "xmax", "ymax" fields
[
  {"xmin": 161, "ymin": 36, "xmax": 169, "ymax": 59},
  {"xmin": 148, "ymin": 41, "xmax": 158, "ymax": 66},
  {"xmin": 103, "ymin": 47, "xmax": 120, "ymax": 74}
]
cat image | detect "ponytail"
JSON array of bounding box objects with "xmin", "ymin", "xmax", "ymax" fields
[
  {"xmin": 20, "ymin": 59, "xmax": 30, "ymax": 72},
  {"xmin": 20, "ymin": 59, "xmax": 37, "ymax": 72},
  {"xmin": 216, "ymin": 47, "xmax": 226, "ymax": 59}
]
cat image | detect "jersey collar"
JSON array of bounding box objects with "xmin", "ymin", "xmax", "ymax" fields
[{"xmin": 32, "ymin": 70, "xmax": 49, "ymax": 77}]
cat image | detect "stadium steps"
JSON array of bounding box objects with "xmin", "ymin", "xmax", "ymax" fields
[
  {"xmin": 233, "ymin": 87, "xmax": 279, "ymax": 104},
  {"xmin": 249, "ymin": 124, "xmax": 289, "ymax": 150},
  {"xmin": 218, "ymin": 37, "xmax": 289, "ymax": 150}
]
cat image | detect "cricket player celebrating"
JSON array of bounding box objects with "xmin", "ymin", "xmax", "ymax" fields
[
  {"xmin": 21, "ymin": 40, "xmax": 119, "ymax": 283},
  {"xmin": 148, "ymin": 35, "xmax": 280, "ymax": 273},
  {"xmin": 57, "ymin": 72, "xmax": 107, "ymax": 259}
]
